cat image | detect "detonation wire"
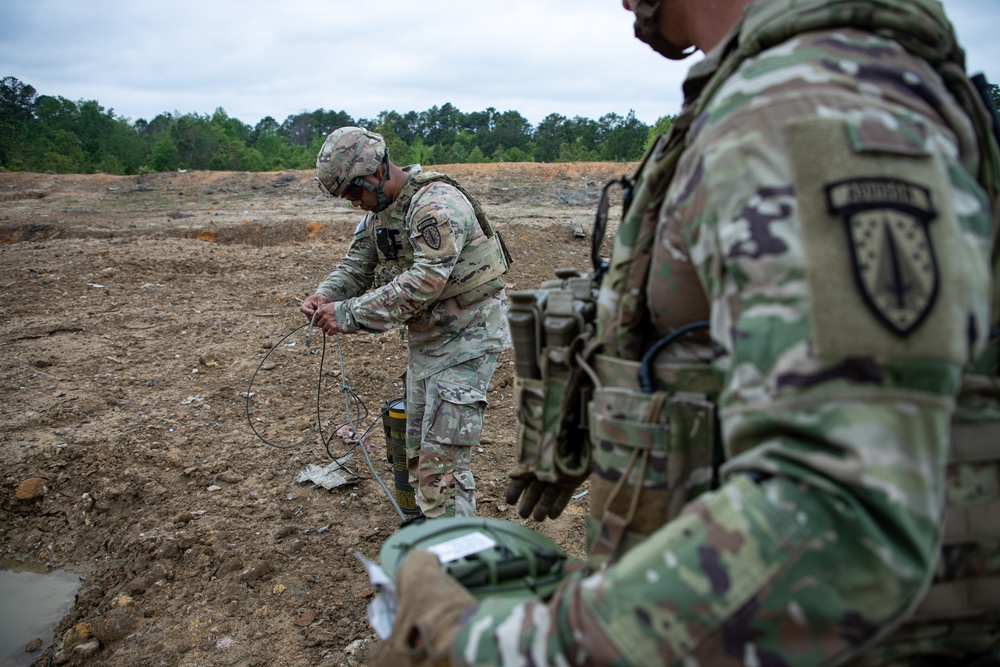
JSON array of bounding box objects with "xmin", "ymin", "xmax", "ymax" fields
[
  {"xmin": 244, "ymin": 313, "xmax": 406, "ymax": 520},
  {"xmin": 244, "ymin": 313, "xmax": 368, "ymax": 475},
  {"xmin": 246, "ymin": 321, "xmax": 316, "ymax": 449},
  {"xmin": 322, "ymin": 318, "xmax": 406, "ymax": 522}
]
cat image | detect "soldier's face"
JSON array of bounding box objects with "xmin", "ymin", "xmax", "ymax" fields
[{"xmin": 342, "ymin": 175, "xmax": 379, "ymax": 211}]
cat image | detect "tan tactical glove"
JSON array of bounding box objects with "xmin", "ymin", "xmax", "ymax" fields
[{"xmin": 367, "ymin": 550, "xmax": 477, "ymax": 667}]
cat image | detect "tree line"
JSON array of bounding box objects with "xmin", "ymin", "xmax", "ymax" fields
[
  {"xmin": 0, "ymin": 76, "xmax": 675, "ymax": 175},
  {"xmin": 4, "ymin": 75, "xmax": 997, "ymax": 176}
]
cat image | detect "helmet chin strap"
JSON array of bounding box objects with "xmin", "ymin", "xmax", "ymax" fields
[
  {"xmin": 632, "ymin": 0, "xmax": 697, "ymax": 60},
  {"xmin": 356, "ymin": 152, "xmax": 391, "ymax": 212}
]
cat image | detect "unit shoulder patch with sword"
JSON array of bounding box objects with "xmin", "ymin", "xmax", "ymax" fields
[
  {"xmin": 416, "ymin": 217, "xmax": 441, "ymax": 250},
  {"xmin": 825, "ymin": 177, "xmax": 939, "ymax": 336}
]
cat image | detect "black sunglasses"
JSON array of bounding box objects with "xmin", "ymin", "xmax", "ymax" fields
[{"xmin": 341, "ymin": 179, "xmax": 365, "ymax": 200}]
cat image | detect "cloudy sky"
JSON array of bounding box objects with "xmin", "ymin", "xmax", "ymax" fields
[{"xmin": 2, "ymin": 0, "xmax": 998, "ymax": 129}]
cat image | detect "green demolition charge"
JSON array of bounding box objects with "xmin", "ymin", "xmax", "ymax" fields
[{"xmin": 379, "ymin": 517, "xmax": 568, "ymax": 600}]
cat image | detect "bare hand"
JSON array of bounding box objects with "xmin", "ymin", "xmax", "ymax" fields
[
  {"xmin": 300, "ymin": 294, "xmax": 329, "ymax": 319},
  {"xmin": 312, "ymin": 302, "xmax": 340, "ymax": 336}
]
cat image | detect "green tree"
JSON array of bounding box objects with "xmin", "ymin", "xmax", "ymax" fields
[
  {"xmin": 487, "ymin": 110, "xmax": 532, "ymax": 157},
  {"xmin": 252, "ymin": 116, "xmax": 280, "ymax": 142},
  {"xmin": 409, "ymin": 136, "xmax": 432, "ymax": 165},
  {"xmin": 279, "ymin": 109, "xmax": 355, "ymax": 146},
  {"xmin": 205, "ymin": 108, "xmax": 248, "ymax": 170},
  {"xmin": 4, "ymin": 77, "xmax": 728, "ymax": 174},
  {"xmin": 418, "ymin": 103, "xmax": 462, "ymax": 146},
  {"xmin": 212, "ymin": 107, "xmax": 252, "ymax": 143},
  {"xmin": 378, "ymin": 110, "xmax": 420, "ymax": 146},
  {"xmin": 171, "ymin": 113, "xmax": 218, "ymax": 169},
  {"xmin": 466, "ymin": 145, "xmax": 488, "ymax": 163},
  {"xmin": 558, "ymin": 136, "xmax": 600, "ymax": 162},
  {"xmin": 256, "ymin": 133, "xmax": 287, "ymax": 169},
  {"xmin": 646, "ymin": 115, "xmax": 674, "ymax": 150},
  {"xmin": 534, "ymin": 113, "xmax": 570, "ymax": 163},
  {"xmin": 503, "ymin": 146, "xmax": 533, "ymax": 162},
  {"xmin": 241, "ymin": 147, "xmax": 266, "ymax": 172},
  {"xmin": 0, "ymin": 76, "xmax": 35, "ymax": 123},
  {"xmin": 149, "ymin": 133, "xmax": 180, "ymax": 172},
  {"xmin": 376, "ymin": 112, "xmax": 414, "ymax": 165},
  {"xmin": 552, "ymin": 116, "xmax": 601, "ymax": 162},
  {"xmin": 598, "ymin": 110, "xmax": 648, "ymax": 161},
  {"xmin": 101, "ymin": 118, "xmax": 147, "ymax": 173},
  {"xmin": 0, "ymin": 76, "xmax": 37, "ymax": 168},
  {"xmin": 30, "ymin": 128, "xmax": 87, "ymax": 173},
  {"xmin": 434, "ymin": 141, "xmax": 467, "ymax": 165},
  {"xmin": 463, "ymin": 108, "xmax": 495, "ymax": 138}
]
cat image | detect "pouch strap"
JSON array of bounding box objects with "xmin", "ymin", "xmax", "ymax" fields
[
  {"xmin": 950, "ymin": 421, "xmax": 1000, "ymax": 463},
  {"xmin": 589, "ymin": 509, "xmax": 628, "ymax": 563},
  {"xmin": 911, "ymin": 575, "xmax": 1000, "ymax": 621},
  {"xmin": 943, "ymin": 500, "xmax": 1000, "ymax": 544}
]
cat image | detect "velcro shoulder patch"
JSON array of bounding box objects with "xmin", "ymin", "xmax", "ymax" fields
[{"xmin": 786, "ymin": 116, "xmax": 968, "ymax": 364}]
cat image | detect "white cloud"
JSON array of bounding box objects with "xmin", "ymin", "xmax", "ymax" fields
[{"xmin": 0, "ymin": 0, "xmax": 996, "ymax": 128}]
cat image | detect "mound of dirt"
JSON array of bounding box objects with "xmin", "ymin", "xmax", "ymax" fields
[{"xmin": 0, "ymin": 162, "xmax": 634, "ymax": 666}]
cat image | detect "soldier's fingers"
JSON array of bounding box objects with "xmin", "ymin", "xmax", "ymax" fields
[
  {"xmin": 532, "ymin": 484, "xmax": 564, "ymax": 522},
  {"xmin": 505, "ymin": 476, "xmax": 530, "ymax": 506},
  {"xmin": 546, "ymin": 488, "xmax": 574, "ymax": 520},
  {"xmin": 517, "ymin": 479, "xmax": 546, "ymax": 518}
]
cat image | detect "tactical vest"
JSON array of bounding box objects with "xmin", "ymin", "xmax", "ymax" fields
[
  {"xmin": 365, "ymin": 168, "xmax": 511, "ymax": 308},
  {"xmin": 585, "ymin": 0, "xmax": 1000, "ymax": 632}
]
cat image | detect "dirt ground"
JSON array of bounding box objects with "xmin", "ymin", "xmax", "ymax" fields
[{"xmin": 0, "ymin": 161, "xmax": 634, "ymax": 666}]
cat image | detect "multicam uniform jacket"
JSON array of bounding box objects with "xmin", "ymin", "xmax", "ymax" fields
[
  {"xmin": 451, "ymin": 0, "xmax": 1000, "ymax": 665},
  {"xmin": 315, "ymin": 165, "xmax": 510, "ymax": 380}
]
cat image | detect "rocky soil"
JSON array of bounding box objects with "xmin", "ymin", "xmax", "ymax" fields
[{"xmin": 0, "ymin": 161, "xmax": 633, "ymax": 666}]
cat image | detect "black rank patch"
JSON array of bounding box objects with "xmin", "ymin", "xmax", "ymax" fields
[
  {"xmin": 417, "ymin": 217, "xmax": 441, "ymax": 250},
  {"xmin": 825, "ymin": 177, "xmax": 939, "ymax": 336}
]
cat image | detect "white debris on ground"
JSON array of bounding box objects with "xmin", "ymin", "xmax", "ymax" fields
[{"xmin": 295, "ymin": 453, "xmax": 358, "ymax": 489}]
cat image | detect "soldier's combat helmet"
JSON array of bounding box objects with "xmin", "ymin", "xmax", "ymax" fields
[
  {"xmin": 315, "ymin": 126, "xmax": 391, "ymax": 212},
  {"xmin": 630, "ymin": 0, "xmax": 696, "ymax": 60}
]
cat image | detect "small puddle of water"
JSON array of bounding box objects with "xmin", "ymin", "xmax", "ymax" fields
[{"xmin": 0, "ymin": 560, "xmax": 82, "ymax": 667}]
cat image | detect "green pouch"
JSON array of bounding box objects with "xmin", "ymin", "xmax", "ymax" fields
[
  {"xmin": 586, "ymin": 357, "xmax": 720, "ymax": 561},
  {"xmin": 511, "ymin": 375, "xmax": 546, "ymax": 478},
  {"xmin": 511, "ymin": 341, "xmax": 592, "ymax": 483},
  {"xmin": 589, "ymin": 386, "xmax": 671, "ymax": 490}
]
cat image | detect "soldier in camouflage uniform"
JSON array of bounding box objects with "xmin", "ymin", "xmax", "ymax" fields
[
  {"xmin": 302, "ymin": 127, "xmax": 511, "ymax": 519},
  {"xmin": 370, "ymin": 0, "xmax": 1000, "ymax": 665}
]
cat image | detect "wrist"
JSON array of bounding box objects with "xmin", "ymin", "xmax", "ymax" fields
[{"xmin": 332, "ymin": 300, "xmax": 358, "ymax": 333}]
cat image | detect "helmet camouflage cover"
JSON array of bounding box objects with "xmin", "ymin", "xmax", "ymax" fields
[{"xmin": 315, "ymin": 126, "xmax": 387, "ymax": 196}]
